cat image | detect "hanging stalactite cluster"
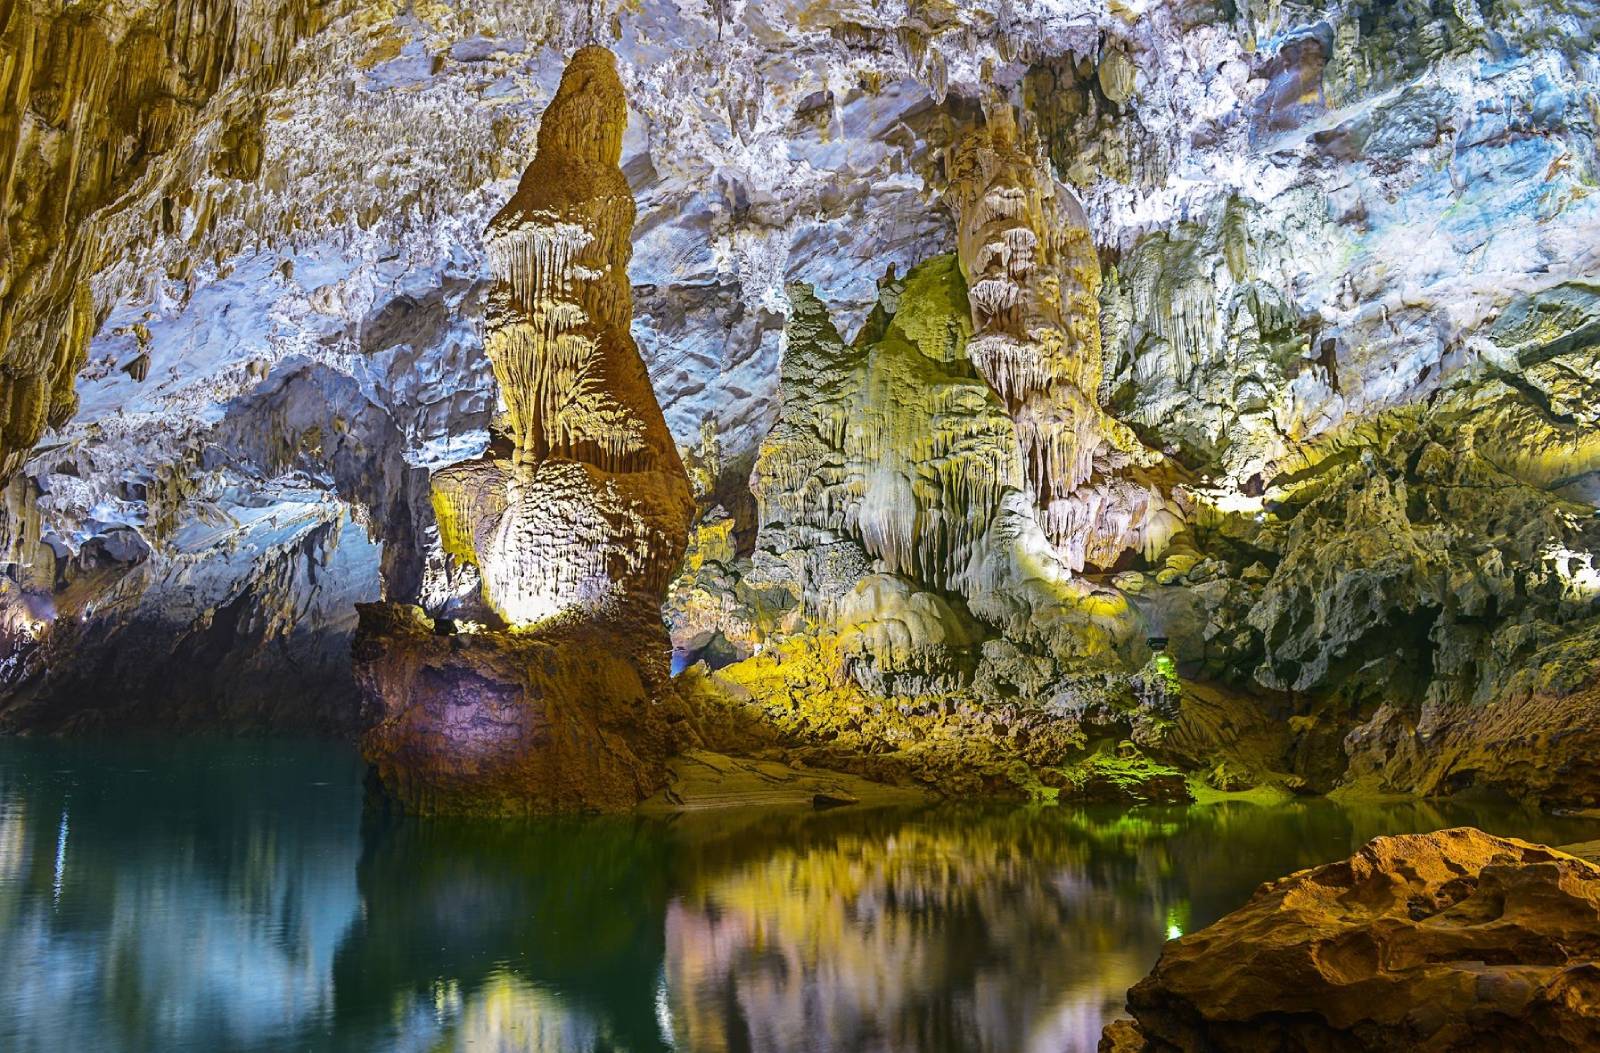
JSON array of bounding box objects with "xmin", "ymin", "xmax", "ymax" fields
[
  {"xmin": 0, "ymin": 0, "xmax": 336, "ymax": 480},
  {"xmin": 752, "ymin": 257, "xmax": 1023, "ymax": 596},
  {"xmin": 946, "ymin": 105, "xmax": 1187, "ymax": 573}
]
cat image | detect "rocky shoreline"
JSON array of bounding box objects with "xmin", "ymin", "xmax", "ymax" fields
[{"xmin": 1102, "ymin": 828, "xmax": 1600, "ymax": 1052}]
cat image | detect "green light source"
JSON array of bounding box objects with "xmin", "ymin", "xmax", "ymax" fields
[{"xmin": 1148, "ymin": 636, "xmax": 1179, "ymax": 690}]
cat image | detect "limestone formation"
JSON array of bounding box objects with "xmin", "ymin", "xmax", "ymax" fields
[
  {"xmin": 947, "ymin": 105, "xmax": 1185, "ymax": 574},
  {"xmin": 354, "ymin": 604, "xmax": 682, "ymax": 816},
  {"xmin": 0, "ymin": 0, "xmax": 1597, "ymax": 818},
  {"xmin": 750, "ymin": 260, "xmax": 1020, "ymax": 596},
  {"xmin": 0, "ymin": 0, "xmax": 334, "ymax": 480},
  {"xmin": 432, "ymin": 45, "xmax": 692, "ymax": 628},
  {"xmin": 658, "ymin": 151, "xmax": 1206, "ymax": 800},
  {"xmin": 357, "ymin": 46, "xmax": 694, "ymax": 815},
  {"xmin": 1103, "ymin": 828, "xmax": 1600, "ymax": 1051}
]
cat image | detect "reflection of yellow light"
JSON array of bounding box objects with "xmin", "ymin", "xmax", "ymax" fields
[{"xmin": 1165, "ymin": 905, "xmax": 1186, "ymax": 941}]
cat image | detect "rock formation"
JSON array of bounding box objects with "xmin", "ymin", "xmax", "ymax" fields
[
  {"xmin": 0, "ymin": 0, "xmax": 1595, "ymax": 815},
  {"xmin": 659, "ymin": 110, "xmax": 1214, "ymax": 803},
  {"xmin": 946, "ymin": 105, "xmax": 1185, "ymax": 573},
  {"xmin": 0, "ymin": 0, "xmax": 335, "ymax": 480},
  {"xmin": 1103, "ymin": 828, "xmax": 1600, "ymax": 1052},
  {"xmin": 429, "ymin": 45, "xmax": 691, "ymax": 628},
  {"xmin": 355, "ymin": 45, "xmax": 694, "ymax": 816},
  {"xmin": 674, "ymin": 257, "xmax": 1198, "ymax": 802}
]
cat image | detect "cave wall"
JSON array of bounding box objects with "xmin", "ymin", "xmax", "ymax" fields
[{"xmin": 0, "ymin": 0, "xmax": 1592, "ymax": 797}]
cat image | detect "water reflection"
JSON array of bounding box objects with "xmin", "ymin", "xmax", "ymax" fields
[
  {"xmin": 333, "ymin": 813, "xmax": 671, "ymax": 1051},
  {"xmin": 2, "ymin": 739, "xmax": 1598, "ymax": 1053},
  {"xmin": 662, "ymin": 808, "xmax": 1179, "ymax": 1053},
  {"xmin": 0, "ymin": 739, "xmax": 363, "ymax": 1053}
]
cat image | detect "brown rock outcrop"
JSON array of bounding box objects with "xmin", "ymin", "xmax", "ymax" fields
[
  {"xmin": 357, "ymin": 46, "xmax": 694, "ymax": 815},
  {"xmin": 355, "ymin": 604, "xmax": 683, "ymax": 815},
  {"xmin": 1103, "ymin": 827, "xmax": 1600, "ymax": 1052},
  {"xmin": 1343, "ymin": 674, "xmax": 1600, "ymax": 811}
]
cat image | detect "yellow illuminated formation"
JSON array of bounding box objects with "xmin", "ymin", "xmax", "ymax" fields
[
  {"xmin": 432, "ymin": 46, "xmax": 692, "ymax": 627},
  {"xmin": 948, "ymin": 105, "xmax": 1186, "ymax": 572}
]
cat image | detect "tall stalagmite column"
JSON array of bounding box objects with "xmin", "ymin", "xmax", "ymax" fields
[
  {"xmin": 948, "ymin": 106, "xmax": 1185, "ymax": 572},
  {"xmin": 434, "ymin": 45, "xmax": 692, "ymax": 627},
  {"xmin": 355, "ymin": 47, "xmax": 695, "ymax": 816}
]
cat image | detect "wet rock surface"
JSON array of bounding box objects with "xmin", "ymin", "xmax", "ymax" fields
[
  {"xmin": 1102, "ymin": 827, "xmax": 1600, "ymax": 1052},
  {"xmin": 354, "ymin": 603, "xmax": 685, "ymax": 816}
]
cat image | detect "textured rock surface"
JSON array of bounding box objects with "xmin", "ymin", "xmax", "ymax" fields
[
  {"xmin": 357, "ymin": 45, "xmax": 693, "ymax": 815},
  {"xmin": 948, "ymin": 104, "xmax": 1184, "ymax": 573},
  {"xmin": 675, "ymin": 250, "xmax": 1197, "ymax": 801},
  {"xmin": 354, "ymin": 603, "xmax": 684, "ymax": 815},
  {"xmin": 428, "ymin": 45, "xmax": 692, "ymax": 627},
  {"xmin": 0, "ymin": 0, "xmax": 1594, "ymax": 805},
  {"xmin": 0, "ymin": 0, "xmax": 336, "ymax": 478},
  {"xmin": 1103, "ymin": 828, "xmax": 1600, "ymax": 1052}
]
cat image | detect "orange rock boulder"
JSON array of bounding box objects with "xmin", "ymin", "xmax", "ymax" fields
[{"xmin": 1103, "ymin": 827, "xmax": 1600, "ymax": 1051}]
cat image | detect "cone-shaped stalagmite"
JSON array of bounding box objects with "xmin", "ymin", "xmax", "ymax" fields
[
  {"xmin": 436, "ymin": 45, "xmax": 692, "ymax": 627},
  {"xmin": 355, "ymin": 47, "xmax": 695, "ymax": 816}
]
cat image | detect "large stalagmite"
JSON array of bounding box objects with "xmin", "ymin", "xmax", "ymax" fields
[
  {"xmin": 354, "ymin": 46, "xmax": 695, "ymax": 816},
  {"xmin": 432, "ymin": 45, "xmax": 691, "ymax": 628}
]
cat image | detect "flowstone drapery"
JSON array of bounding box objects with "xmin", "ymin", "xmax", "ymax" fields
[
  {"xmin": 948, "ymin": 106, "xmax": 1186, "ymax": 573},
  {"xmin": 355, "ymin": 47, "xmax": 694, "ymax": 816}
]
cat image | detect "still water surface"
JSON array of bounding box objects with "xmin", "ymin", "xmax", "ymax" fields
[{"xmin": 2, "ymin": 738, "xmax": 1597, "ymax": 1053}]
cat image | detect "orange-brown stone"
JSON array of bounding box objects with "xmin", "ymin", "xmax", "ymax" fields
[{"xmin": 1104, "ymin": 827, "xmax": 1600, "ymax": 1051}]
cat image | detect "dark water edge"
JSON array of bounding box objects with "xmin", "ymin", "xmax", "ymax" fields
[{"xmin": 2, "ymin": 737, "xmax": 1598, "ymax": 1053}]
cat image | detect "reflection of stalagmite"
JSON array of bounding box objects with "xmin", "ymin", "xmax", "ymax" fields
[
  {"xmin": 355, "ymin": 47, "xmax": 694, "ymax": 816},
  {"xmin": 948, "ymin": 106, "xmax": 1185, "ymax": 572},
  {"xmin": 433, "ymin": 46, "xmax": 692, "ymax": 626}
]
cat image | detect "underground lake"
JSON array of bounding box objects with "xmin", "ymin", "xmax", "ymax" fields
[{"xmin": 3, "ymin": 737, "xmax": 1597, "ymax": 1053}]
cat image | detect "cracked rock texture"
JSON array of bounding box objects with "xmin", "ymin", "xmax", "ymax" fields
[
  {"xmin": 0, "ymin": 0, "xmax": 1593, "ymax": 805},
  {"xmin": 1102, "ymin": 828, "xmax": 1600, "ymax": 1052}
]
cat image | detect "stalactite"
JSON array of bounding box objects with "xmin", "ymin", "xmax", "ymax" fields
[
  {"xmin": 0, "ymin": 0, "xmax": 336, "ymax": 479},
  {"xmin": 947, "ymin": 106, "xmax": 1186, "ymax": 573}
]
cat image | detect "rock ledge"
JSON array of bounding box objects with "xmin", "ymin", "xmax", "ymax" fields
[{"xmin": 1103, "ymin": 827, "xmax": 1600, "ymax": 1052}]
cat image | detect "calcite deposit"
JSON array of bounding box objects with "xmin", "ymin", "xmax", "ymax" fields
[
  {"xmin": 1102, "ymin": 828, "xmax": 1600, "ymax": 1052},
  {"xmin": 431, "ymin": 45, "xmax": 692, "ymax": 628},
  {"xmin": 0, "ymin": 0, "xmax": 336, "ymax": 480},
  {"xmin": 355, "ymin": 45, "xmax": 693, "ymax": 815},
  {"xmin": 947, "ymin": 104, "xmax": 1185, "ymax": 574},
  {"xmin": 0, "ymin": 0, "xmax": 1594, "ymax": 813}
]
